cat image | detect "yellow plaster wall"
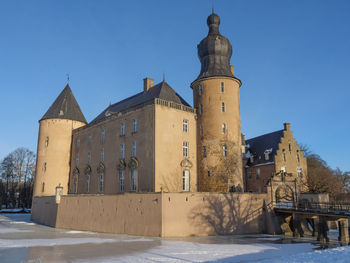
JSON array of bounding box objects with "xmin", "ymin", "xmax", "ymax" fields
[
  {"xmin": 192, "ymin": 77, "xmax": 243, "ymax": 192},
  {"xmin": 33, "ymin": 119, "xmax": 85, "ymax": 197},
  {"xmin": 154, "ymin": 104, "xmax": 197, "ymax": 192},
  {"xmin": 69, "ymin": 105, "xmax": 155, "ymax": 194}
]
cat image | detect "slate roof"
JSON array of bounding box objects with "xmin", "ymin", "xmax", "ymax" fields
[
  {"xmin": 41, "ymin": 84, "xmax": 87, "ymax": 123},
  {"xmin": 245, "ymin": 130, "xmax": 284, "ymax": 167},
  {"xmin": 91, "ymin": 81, "xmax": 192, "ymax": 124}
]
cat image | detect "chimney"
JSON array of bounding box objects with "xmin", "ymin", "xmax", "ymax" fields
[
  {"xmin": 230, "ymin": 65, "xmax": 234, "ymax": 74},
  {"xmin": 283, "ymin": 122, "xmax": 291, "ymax": 131},
  {"xmin": 143, "ymin": 78, "xmax": 154, "ymax": 92}
]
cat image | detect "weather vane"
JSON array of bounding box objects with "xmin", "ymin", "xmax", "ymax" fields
[{"xmin": 66, "ymin": 73, "xmax": 70, "ymax": 84}]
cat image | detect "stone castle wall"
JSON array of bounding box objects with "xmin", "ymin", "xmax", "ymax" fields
[{"xmin": 31, "ymin": 192, "xmax": 273, "ymax": 237}]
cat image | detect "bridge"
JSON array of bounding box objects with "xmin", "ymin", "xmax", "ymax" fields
[{"xmin": 273, "ymin": 201, "xmax": 350, "ymax": 244}]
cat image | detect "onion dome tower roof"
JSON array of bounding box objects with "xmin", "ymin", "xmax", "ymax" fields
[
  {"xmin": 196, "ymin": 12, "xmax": 234, "ymax": 80},
  {"xmin": 40, "ymin": 84, "xmax": 87, "ymax": 123}
]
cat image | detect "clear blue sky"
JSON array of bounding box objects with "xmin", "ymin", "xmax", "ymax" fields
[{"xmin": 0, "ymin": 0, "xmax": 349, "ymax": 171}]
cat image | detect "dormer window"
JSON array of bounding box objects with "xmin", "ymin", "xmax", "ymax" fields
[{"xmin": 264, "ymin": 148, "xmax": 272, "ymax": 161}]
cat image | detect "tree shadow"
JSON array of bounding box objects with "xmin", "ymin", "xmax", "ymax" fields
[{"xmin": 189, "ymin": 194, "xmax": 266, "ymax": 235}]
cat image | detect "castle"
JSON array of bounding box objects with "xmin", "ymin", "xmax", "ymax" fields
[{"xmin": 31, "ymin": 12, "xmax": 308, "ymax": 237}]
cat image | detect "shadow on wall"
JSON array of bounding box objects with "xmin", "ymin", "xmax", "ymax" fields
[{"xmin": 189, "ymin": 194, "xmax": 266, "ymax": 235}]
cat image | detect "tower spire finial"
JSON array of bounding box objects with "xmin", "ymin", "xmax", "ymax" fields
[
  {"xmin": 163, "ymin": 72, "xmax": 165, "ymax": 82},
  {"xmin": 212, "ymin": 0, "xmax": 214, "ymax": 14},
  {"xmin": 66, "ymin": 73, "xmax": 70, "ymax": 85}
]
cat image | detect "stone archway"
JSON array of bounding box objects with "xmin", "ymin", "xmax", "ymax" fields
[{"xmin": 275, "ymin": 185, "xmax": 294, "ymax": 204}]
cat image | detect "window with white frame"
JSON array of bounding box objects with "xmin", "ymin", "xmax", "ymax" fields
[
  {"xmin": 99, "ymin": 173, "xmax": 104, "ymax": 193},
  {"xmin": 73, "ymin": 175, "xmax": 78, "ymax": 194},
  {"xmin": 221, "ymin": 82, "xmax": 224, "ymax": 93},
  {"xmin": 183, "ymin": 141, "xmax": 189, "ymax": 158},
  {"xmin": 88, "ymin": 135, "xmax": 92, "ymax": 145},
  {"xmin": 75, "ymin": 153, "xmax": 79, "ymax": 167},
  {"xmin": 256, "ymin": 168, "xmax": 260, "ymax": 179},
  {"xmin": 87, "ymin": 152, "xmax": 91, "ymax": 165},
  {"xmin": 85, "ymin": 174, "xmax": 90, "ymax": 193},
  {"xmin": 281, "ymin": 166, "xmax": 286, "ymax": 173},
  {"xmin": 121, "ymin": 144, "xmax": 125, "ymax": 159},
  {"xmin": 222, "ymin": 123, "xmax": 226, "ymax": 134},
  {"xmin": 297, "ymin": 168, "xmax": 303, "ymax": 178},
  {"xmin": 182, "ymin": 170, "xmax": 190, "ymax": 191},
  {"xmin": 101, "ymin": 129, "xmax": 105, "ymax": 143},
  {"xmin": 131, "ymin": 169, "xmax": 137, "ymax": 192},
  {"xmin": 221, "ymin": 102, "xmax": 225, "ymax": 112},
  {"xmin": 120, "ymin": 170, "xmax": 125, "ymax": 192},
  {"xmin": 223, "ymin": 145, "xmax": 227, "ymax": 157},
  {"xmin": 133, "ymin": 119, "xmax": 138, "ymax": 133},
  {"xmin": 132, "ymin": 141, "xmax": 137, "ymax": 157},
  {"xmin": 121, "ymin": 122, "xmax": 125, "ymax": 136},
  {"xmin": 101, "ymin": 148, "xmax": 104, "ymax": 162},
  {"xmin": 183, "ymin": 119, "xmax": 188, "ymax": 133}
]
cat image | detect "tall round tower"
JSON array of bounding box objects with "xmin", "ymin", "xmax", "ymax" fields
[
  {"xmin": 191, "ymin": 13, "xmax": 243, "ymax": 192},
  {"xmin": 33, "ymin": 84, "xmax": 87, "ymax": 197}
]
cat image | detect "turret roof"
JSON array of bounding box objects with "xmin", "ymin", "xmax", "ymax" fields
[{"xmin": 41, "ymin": 84, "xmax": 87, "ymax": 123}]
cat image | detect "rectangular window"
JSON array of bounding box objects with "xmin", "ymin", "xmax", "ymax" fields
[
  {"xmin": 76, "ymin": 138, "xmax": 80, "ymax": 148},
  {"xmin": 200, "ymin": 125, "xmax": 203, "ymax": 136},
  {"xmin": 203, "ymin": 146, "xmax": 207, "ymax": 158},
  {"xmin": 88, "ymin": 135, "xmax": 92, "ymax": 146},
  {"xmin": 101, "ymin": 129, "xmax": 105, "ymax": 143},
  {"xmin": 75, "ymin": 154, "xmax": 79, "ymax": 167},
  {"xmin": 221, "ymin": 102, "xmax": 225, "ymax": 112},
  {"xmin": 120, "ymin": 170, "xmax": 125, "ymax": 192},
  {"xmin": 45, "ymin": 136, "xmax": 49, "ymax": 147},
  {"xmin": 133, "ymin": 119, "xmax": 138, "ymax": 133},
  {"xmin": 256, "ymin": 168, "xmax": 260, "ymax": 179},
  {"xmin": 182, "ymin": 170, "xmax": 190, "ymax": 191},
  {"xmin": 87, "ymin": 152, "xmax": 91, "ymax": 165},
  {"xmin": 297, "ymin": 168, "xmax": 302, "ymax": 178},
  {"xmin": 99, "ymin": 173, "xmax": 104, "ymax": 193},
  {"xmin": 101, "ymin": 148, "xmax": 104, "ymax": 162},
  {"xmin": 222, "ymin": 123, "xmax": 226, "ymax": 134},
  {"xmin": 121, "ymin": 122, "xmax": 125, "ymax": 136},
  {"xmin": 221, "ymin": 82, "xmax": 224, "ymax": 93},
  {"xmin": 132, "ymin": 141, "xmax": 137, "ymax": 157},
  {"xmin": 223, "ymin": 145, "xmax": 227, "ymax": 157},
  {"xmin": 183, "ymin": 119, "xmax": 188, "ymax": 133},
  {"xmin": 200, "ymin": 104, "xmax": 203, "ymax": 115},
  {"xmin": 121, "ymin": 144, "xmax": 125, "ymax": 159},
  {"xmin": 131, "ymin": 169, "xmax": 137, "ymax": 192},
  {"xmin": 183, "ymin": 141, "xmax": 189, "ymax": 158},
  {"xmin": 85, "ymin": 175, "xmax": 90, "ymax": 193}
]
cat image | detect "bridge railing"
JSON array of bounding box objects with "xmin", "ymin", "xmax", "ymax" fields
[{"xmin": 274, "ymin": 201, "xmax": 350, "ymax": 214}]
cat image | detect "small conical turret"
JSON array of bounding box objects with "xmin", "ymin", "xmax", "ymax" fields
[{"xmin": 41, "ymin": 84, "xmax": 87, "ymax": 123}]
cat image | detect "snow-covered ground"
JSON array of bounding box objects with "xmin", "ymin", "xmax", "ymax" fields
[{"xmin": 0, "ymin": 213, "xmax": 349, "ymax": 262}]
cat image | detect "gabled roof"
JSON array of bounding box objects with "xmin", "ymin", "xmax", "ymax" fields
[
  {"xmin": 245, "ymin": 130, "xmax": 284, "ymax": 166},
  {"xmin": 41, "ymin": 84, "xmax": 87, "ymax": 123},
  {"xmin": 91, "ymin": 81, "xmax": 191, "ymax": 124}
]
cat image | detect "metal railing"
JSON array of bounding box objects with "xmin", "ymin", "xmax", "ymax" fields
[{"xmin": 274, "ymin": 201, "xmax": 350, "ymax": 215}]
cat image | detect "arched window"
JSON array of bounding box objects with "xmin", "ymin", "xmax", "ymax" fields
[
  {"xmin": 73, "ymin": 175, "xmax": 78, "ymax": 194},
  {"xmin": 131, "ymin": 169, "xmax": 137, "ymax": 192},
  {"xmin": 182, "ymin": 170, "xmax": 190, "ymax": 191},
  {"xmin": 99, "ymin": 173, "xmax": 104, "ymax": 193},
  {"xmin": 120, "ymin": 170, "xmax": 125, "ymax": 192},
  {"xmin": 85, "ymin": 174, "xmax": 90, "ymax": 193}
]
